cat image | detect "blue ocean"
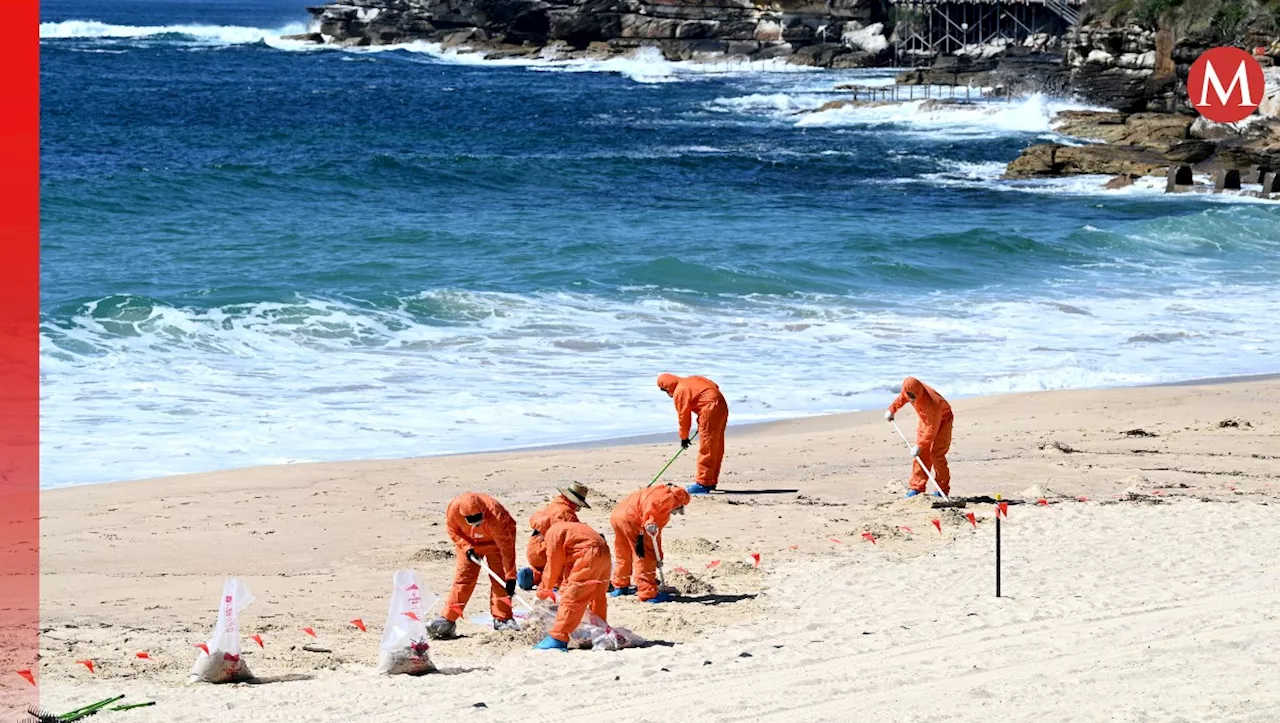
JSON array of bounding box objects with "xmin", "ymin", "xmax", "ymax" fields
[{"xmin": 40, "ymin": 0, "xmax": 1280, "ymax": 487}]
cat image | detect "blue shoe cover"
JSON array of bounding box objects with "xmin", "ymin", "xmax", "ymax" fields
[
  {"xmin": 686, "ymin": 483, "xmax": 714, "ymax": 495},
  {"xmin": 517, "ymin": 567, "xmax": 535, "ymax": 591},
  {"xmin": 643, "ymin": 592, "xmax": 673, "ymax": 604},
  {"xmin": 533, "ymin": 635, "xmax": 568, "ymax": 651},
  {"xmin": 904, "ymin": 490, "xmax": 921, "ymax": 498},
  {"xmin": 609, "ymin": 585, "xmax": 636, "ymax": 598}
]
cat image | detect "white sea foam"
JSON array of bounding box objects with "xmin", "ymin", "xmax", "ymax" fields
[
  {"xmin": 40, "ymin": 20, "xmax": 310, "ymax": 44},
  {"xmin": 794, "ymin": 93, "xmax": 1096, "ymax": 137},
  {"xmin": 40, "ymin": 279, "xmax": 1280, "ymax": 487}
]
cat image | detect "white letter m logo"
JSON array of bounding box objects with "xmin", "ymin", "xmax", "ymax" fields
[{"xmin": 1197, "ymin": 59, "xmax": 1255, "ymax": 107}]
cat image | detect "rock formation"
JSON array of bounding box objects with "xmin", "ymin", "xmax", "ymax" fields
[{"xmin": 287, "ymin": 0, "xmax": 894, "ymax": 66}]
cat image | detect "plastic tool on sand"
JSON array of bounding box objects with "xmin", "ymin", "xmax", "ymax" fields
[
  {"xmin": 645, "ymin": 431, "xmax": 698, "ymax": 488},
  {"xmin": 28, "ymin": 694, "xmax": 126, "ymax": 722},
  {"xmin": 890, "ymin": 419, "xmax": 949, "ymax": 501}
]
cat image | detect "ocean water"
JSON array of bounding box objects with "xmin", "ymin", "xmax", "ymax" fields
[{"xmin": 40, "ymin": 0, "xmax": 1280, "ymax": 488}]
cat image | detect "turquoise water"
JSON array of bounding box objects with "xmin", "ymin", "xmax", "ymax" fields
[{"xmin": 40, "ymin": 0, "xmax": 1280, "ymax": 487}]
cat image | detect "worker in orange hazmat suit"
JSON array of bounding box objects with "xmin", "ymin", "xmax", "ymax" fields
[
  {"xmin": 519, "ymin": 482, "xmax": 591, "ymax": 591},
  {"xmin": 657, "ymin": 373, "xmax": 729, "ymax": 495},
  {"xmin": 426, "ymin": 492, "xmax": 519, "ymax": 640},
  {"xmin": 886, "ymin": 376, "xmax": 954, "ymax": 498},
  {"xmin": 609, "ymin": 483, "xmax": 690, "ymax": 603},
  {"xmin": 532, "ymin": 521, "xmax": 611, "ymax": 650}
]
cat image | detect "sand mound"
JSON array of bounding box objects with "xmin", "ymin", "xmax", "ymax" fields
[
  {"xmin": 666, "ymin": 537, "xmax": 721, "ymax": 555},
  {"xmin": 411, "ymin": 545, "xmax": 455, "ymax": 562}
]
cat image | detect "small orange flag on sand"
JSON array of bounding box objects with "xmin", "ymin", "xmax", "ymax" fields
[
  {"xmin": 17, "ymin": 670, "xmax": 34, "ymax": 686},
  {"xmin": 302, "ymin": 627, "xmax": 317, "ymax": 638},
  {"xmin": 1076, "ymin": 496, "xmax": 1089, "ymax": 502},
  {"xmin": 1036, "ymin": 498, "xmax": 1048, "ymax": 507},
  {"xmin": 828, "ymin": 538, "xmax": 843, "ymax": 544},
  {"xmin": 76, "ymin": 660, "xmax": 95, "ymax": 674},
  {"xmin": 706, "ymin": 560, "xmax": 721, "ymax": 569},
  {"xmin": 965, "ymin": 513, "xmax": 977, "ymax": 529},
  {"xmin": 194, "ymin": 643, "xmax": 210, "ymax": 656},
  {"xmin": 899, "ymin": 526, "xmax": 914, "ymax": 534},
  {"xmin": 251, "ymin": 634, "xmax": 264, "ymax": 648},
  {"xmin": 351, "ymin": 619, "xmax": 367, "ymax": 632},
  {"xmin": 675, "ymin": 566, "xmax": 689, "ymax": 574},
  {"xmin": 135, "ymin": 652, "xmax": 150, "ymax": 660},
  {"xmin": 861, "ymin": 532, "xmax": 876, "ymax": 545},
  {"xmin": 931, "ymin": 519, "xmax": 941, "ymax": 533},
  {"xmin": 749, "ymin": 552, "xmax": 761, "ymax": 567},
  {"xmin": 788, "ymin": 544, "xmax": 799, "ymax": 550}
]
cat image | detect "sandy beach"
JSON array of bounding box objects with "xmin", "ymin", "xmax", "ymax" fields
[{"xmin": 34, "ymin": 378, "xmax": 1280, "ymax": 721}]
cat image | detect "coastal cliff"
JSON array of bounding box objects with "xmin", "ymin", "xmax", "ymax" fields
[{"xmin": 288, "ymin": 0, "xmax": 894, "ymax": 66}]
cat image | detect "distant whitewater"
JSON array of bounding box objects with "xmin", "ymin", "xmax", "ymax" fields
[{"xmin": 39, "ymin": 3, "xmax": 1280, "ymax": 488}]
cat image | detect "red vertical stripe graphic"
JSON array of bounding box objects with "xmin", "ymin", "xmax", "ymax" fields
[{"xmin": 0, "ymin": 0, "xmax": 41, "ymax": 717}]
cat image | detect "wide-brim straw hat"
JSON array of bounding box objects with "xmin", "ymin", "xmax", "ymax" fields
[{"xmin": 558, "ymin": 482, "xmax": 591, "ymax": 508}]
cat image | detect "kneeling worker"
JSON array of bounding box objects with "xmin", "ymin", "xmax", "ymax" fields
[
  {"xmin": 519, "ymin": 482, "xmax": 591, "ymax": 591},
  {"xmin": 532, "ymin": 521, "xmax": 612, "ymax": 651}
]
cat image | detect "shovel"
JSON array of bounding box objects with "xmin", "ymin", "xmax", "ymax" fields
[{"xmin": 647, "ymin": 529, "xmax": 674, "ymax": 593}]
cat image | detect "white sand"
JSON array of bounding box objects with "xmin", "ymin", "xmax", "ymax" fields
[{"xmin": 33, "ymin": 379, "xmax": 1280, "ymax": 720}]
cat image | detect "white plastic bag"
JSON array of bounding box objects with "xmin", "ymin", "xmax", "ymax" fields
[
  {"xmin": 570, "ymin": 610, "xmax": 645, "ymax": 651},
  {"xmin": 188, "ymin": 578, "xmax": 255, "ymax": 684},
  {"xmin": 377, "ymin": 569, "xmax": 439, "ymax": 676}
]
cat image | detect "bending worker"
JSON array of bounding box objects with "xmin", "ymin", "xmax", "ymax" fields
[
  {"xmin": 657, "ymin": 373, "xmax": 729, "ymax": 495},
  {"xmin": 532, "ymin": 521, "xmax": 611, "ymax": 651},
  {"xmin": 518, "ymin": 482, "xmax": 591, "ymax": 591},
  {"xmin": 609, "ymin": 482, "xmax": 690, "ymax": 603},
  {"xmin": 427, "ymin": 492, "xmax": 519, "ymax": 639},
  {"xmin": 886, "ymin": 376, "xmax": 954, "ymax": 498}
]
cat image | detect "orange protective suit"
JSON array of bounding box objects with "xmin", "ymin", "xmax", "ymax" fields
[
  {"xmin": 526, "ymin": 495, "xmax": 581, "ymax": 587},
  {"xmin": 657, "ymin": 373, "xmax": 730, "ymax": 489},
  {"xmin": 443, "ymin": 492, "xmax": 518, "ymax": 622},
  {"xmin": 536, "ymin": 521, "xmax": 611, "ymax": 643},
  {"xmin": 888, "ymin": 377, "xmax": 954, "ymax": 495},
  {"xmin": 609, "ymin": 484, "xmax": 691, "ymax": 600}
]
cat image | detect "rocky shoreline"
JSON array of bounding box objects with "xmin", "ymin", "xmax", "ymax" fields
[{"xmin": 287, "ymin": 0, "xmax": 1280, "ymax": 187}]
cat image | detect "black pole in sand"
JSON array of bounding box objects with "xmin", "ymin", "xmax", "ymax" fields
[{"xmin": 995, "ymin": 494, "xmax": 1002, "ymax": 598}]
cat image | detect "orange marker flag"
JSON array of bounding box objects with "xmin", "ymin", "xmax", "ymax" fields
[
  {"xmin": 302, "ymin": 627, "xmax": 317, "ymax": 638},
  {"xmin": 674, "ymin": 566, "xmax": 689, "ymax": 574},
  {"xmin": 77, "ymin": 660, "xmax": 95, "ymax": 674},
  {"xmin": 931, "ymin": 519, "xmax": 941, "ymax": 533},
  {"xmin": 899, "ymin": 526, "xmax": 914, "ymax": 534},
  {"xmin": 16, "ymin": 670, "xmax": 34, "ymax": 686},
  {"xmin": 1036, "ymin": 498, "xmax": 1048, "ymax": 507},
  {"xmin": 748, "ymin": 552, "xmax": 761, "ymax": 567},
  {"xmin": 828, "ymin": 538, "xmax": 843, "ymax": 544},
  {"xmin": 964, "ymin": 513, "xmax": 977, "ymax": 529},
  {"xmin": 402, "ymin": 611, "xmax": 419, "ymax": 622},
  {"xmin": 860, "ymin": 532, "xmax": 876, "ymax": 545},
  {"xmin": 788, "ymin": 544, "xmax": 799, "ymax": 550},
  {"xmin": 706, "ymin": 560, "xmax": 721, "ymax": 569},
  {"xmin": 1076, "ymin": 496, "xmax": 1089, "ymax": 502},
  {"xmin": 997, "ymin": 502, "xmax": 1008, "ymax": 518},
  {"xmin": 351, "ymin": 618, "xmax": 367, "ymax": 632},
  {"xmin": 251, "ymin": 634, "xmax": 265, "ymax": 648},
  {"xmin": 135, "ymin": 652, "xmax": 150, "ymax": 660},
  {"xmin": 194, "ymin": 643, "xmax": 210, "ymax": 656}
]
